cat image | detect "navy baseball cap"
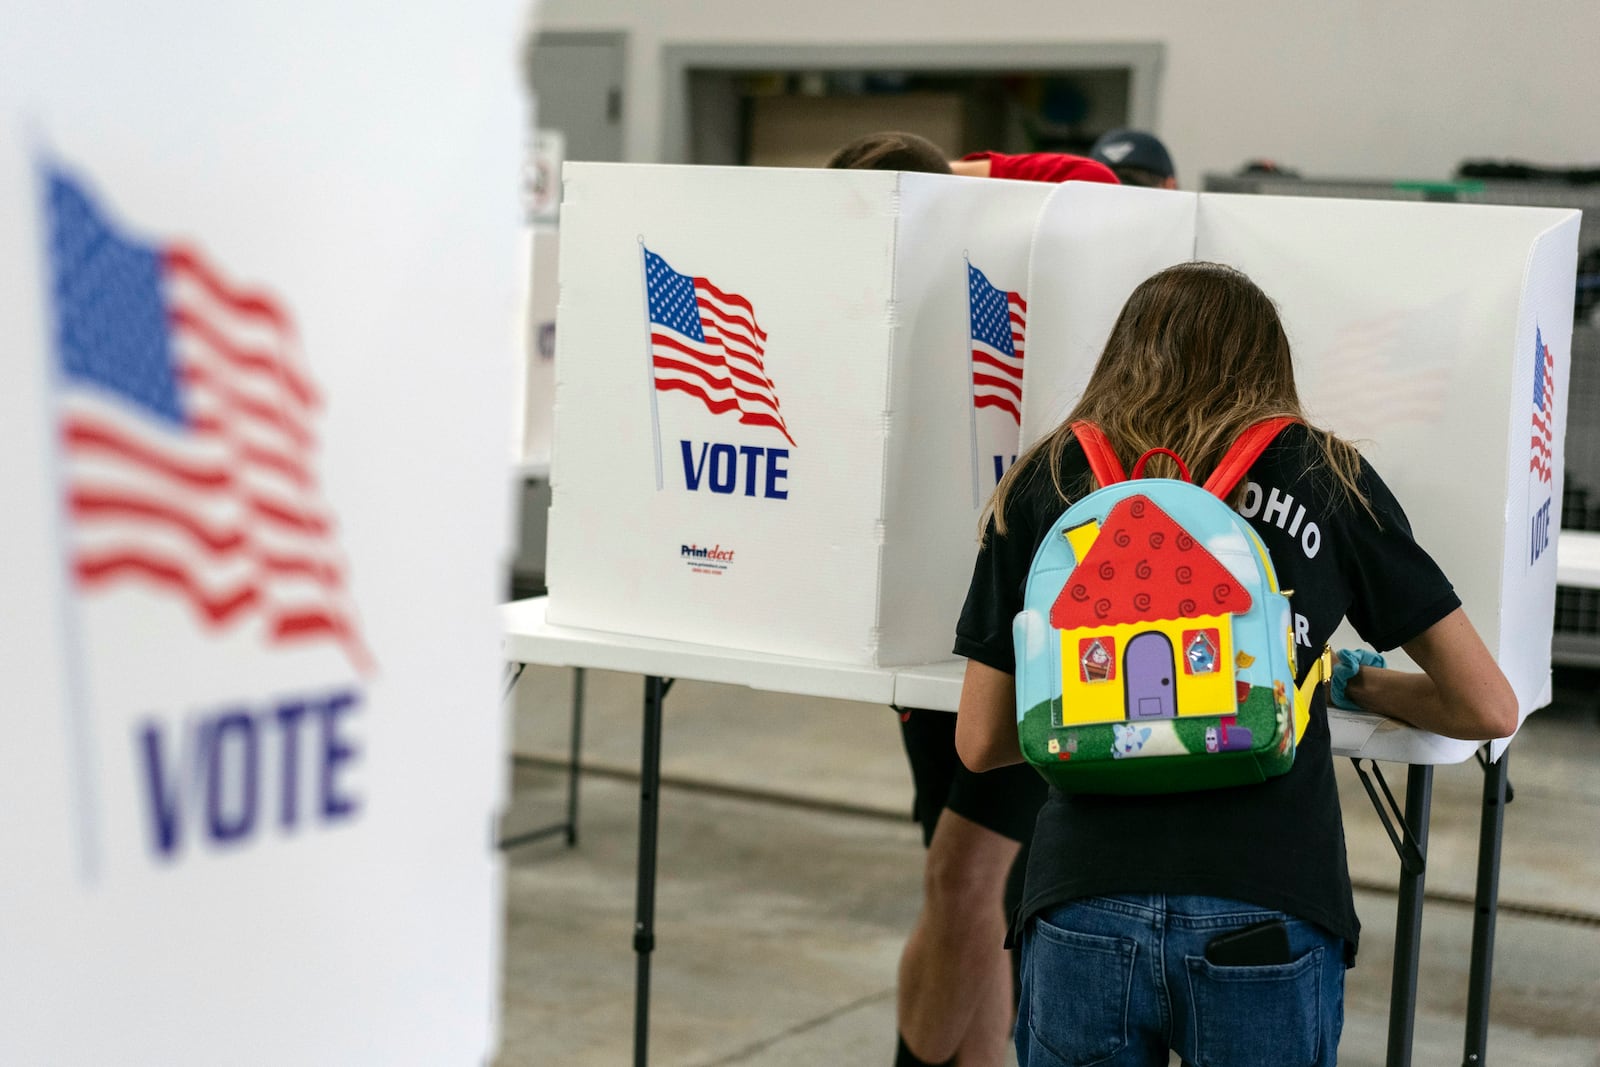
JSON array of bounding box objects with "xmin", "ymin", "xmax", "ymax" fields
[{"xmin": 1088, "ymin": 129, "xmax": 1175, "ymax": 180}]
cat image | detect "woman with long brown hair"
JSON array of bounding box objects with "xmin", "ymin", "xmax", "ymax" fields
[{"xmin": 953, "ymin": 261, "xmax": 1515, "ymax": 1067}]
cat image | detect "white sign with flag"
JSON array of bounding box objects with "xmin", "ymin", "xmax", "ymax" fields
[
  {"xmin": 546, "ymin": 164, "xmax": 1052, "ymax": 666},
  {"xmin": 0, "ymin": 2, "xmax": 522, "ymax": 1063}
]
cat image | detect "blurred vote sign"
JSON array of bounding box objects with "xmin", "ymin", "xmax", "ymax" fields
[{"xmin": 0, "ymin": 2, "xmax": 522, "ymax": 1064}]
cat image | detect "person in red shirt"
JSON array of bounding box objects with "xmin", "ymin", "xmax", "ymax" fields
[
  {"xmin": 825, "ymin": 131, "xmax": 1118, "ymax": 1067},
  {"xmin": 950, "ymin": 150, "xmax": 1119, "ymax": 185},
  {"xmin": 825, "ymin": 132, "xmax": 1120, "ymax": 189}
]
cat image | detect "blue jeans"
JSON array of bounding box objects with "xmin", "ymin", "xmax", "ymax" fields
[{"xmin": 1015, "ymin": 894, "xmax": 1345, "ymax": 1067}]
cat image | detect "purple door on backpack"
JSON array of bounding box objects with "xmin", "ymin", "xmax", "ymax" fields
[{"xmin": 1125, "ymin": 632, "xmax": 1176, "ymax": 719}]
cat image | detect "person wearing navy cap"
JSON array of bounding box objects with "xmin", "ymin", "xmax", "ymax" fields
[{"xmin": 1088, "ymin": 128, "xmax": 1179, "ymax": 189}]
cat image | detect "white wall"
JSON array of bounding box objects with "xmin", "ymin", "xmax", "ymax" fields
[{"xmin": 536, "ymin": 0, "xmax": 1599, "ymax": 186}]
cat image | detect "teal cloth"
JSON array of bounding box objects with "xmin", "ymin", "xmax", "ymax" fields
[{"xmin": 1330, "ymin": 648, "xmax": 1386, "ymax": 710}]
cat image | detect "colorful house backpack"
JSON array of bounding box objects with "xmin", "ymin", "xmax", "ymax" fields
[{"xmin": 1013, "ymin": 418, "xmax": 1330, "ymax": 794}]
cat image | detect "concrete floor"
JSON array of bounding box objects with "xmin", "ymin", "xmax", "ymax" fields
[{"xmin": 495, "ymin": 666, "xmax": 1600, "ymax": 1066}]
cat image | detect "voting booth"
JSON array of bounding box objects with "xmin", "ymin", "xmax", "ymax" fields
[
  {"xmin": 1024, "ymin": 183, "xmax": 1581, "ymax": 745},
  {"xmin": 0, "ymin": 2, "xmax": 520, "ymax": 1064},
  {"xmin": 546, "ymin": 163, "xmax": 1053, "ymax": 665}
]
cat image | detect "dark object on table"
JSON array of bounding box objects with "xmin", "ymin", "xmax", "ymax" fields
[
  {"xmin": 1456, "ymin": 159, "xmax": 1600, "ymax": 185},
  {"xmin": 1237, "ymin": 159, "xmax": 1300, "ymax": 178}
]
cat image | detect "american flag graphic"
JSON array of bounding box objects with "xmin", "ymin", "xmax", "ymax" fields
[
  {"xmin": 643, "ymin": 246, "xmax": 795, "ymax": 446},
  {"xmin": 1306, "ymin": 312, "xmax": 1450, "ymax": 433},
  {"xmin": 968, "ymin": 263, "xmax": 1026, "ymax": 424},
  {"xmin": 1530, "ymin": 326, "xmax": 1555, "ymax": 484},
  {"xmin": 45, "ymin": 169, "xmax": 371, "ymax": 673}
]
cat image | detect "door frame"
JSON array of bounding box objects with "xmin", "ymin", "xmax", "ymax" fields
[{"xmin": 659, "ymin": 41, "xmax": 1166, "ymax": 165}]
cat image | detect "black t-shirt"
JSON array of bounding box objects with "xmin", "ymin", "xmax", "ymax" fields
[{"xmin": 953, "ymin": 424, "xmax": 1460, "ymax": 962}]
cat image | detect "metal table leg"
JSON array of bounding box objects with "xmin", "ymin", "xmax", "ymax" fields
[
  {"xmin": 1462, "ymin": 749, "xmax": 1511, "ymax": 1066},
  {"xmin": 1350, "ymin": 757, "xmax": 1434, "ymax": 1067},
  {"xmin": 633, "ymin": 674, "xmax": 672, "ymax": 1067},
  {"xmin": 565, "ymin": 667, "xmax": 586, "ymax": 846},
  {"xmin": 1387, "ymin": 765, "xmax": 1433, "ymax": 1067},
  {"xmin": 499, "ymin": 664, "xmax": 586, "ymax": 851}
]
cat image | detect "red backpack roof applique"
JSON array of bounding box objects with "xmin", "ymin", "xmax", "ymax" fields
[{"xmin": 1049, "ymin": 494, "xmax": 1252, "ymax": 631}]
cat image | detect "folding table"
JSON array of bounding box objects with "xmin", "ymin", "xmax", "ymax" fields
[{"xmin": 504, "ymin": 593, "xmax": 1549, "ymax": 1067}]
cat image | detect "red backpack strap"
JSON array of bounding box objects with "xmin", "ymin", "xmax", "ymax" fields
[
  {"xmin": 1202, "ymin": 417, "xmax": 1301, "ymax": 498},
  {"xmin": 1070, "ymin": 421, "xmax": 1127, "ymax": 487}
]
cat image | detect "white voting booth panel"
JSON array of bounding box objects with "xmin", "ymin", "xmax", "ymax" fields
[
  {"xmin": 546, "ymin": 163, "xmax": 1052, "ymax": 665},
  {"xmin": 0, "ymin": 3, "xmax": 520, "ymax": 1064},
  {"xmin": 1025, "ymin": 184, "xmax": 1580, "ymax": 753}
]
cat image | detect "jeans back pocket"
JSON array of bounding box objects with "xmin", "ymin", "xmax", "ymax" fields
[
  {"xmin": 1024, "ymin": 916, "xmax": 1137, "ymax": 1067},
  {"xmin": 1185, "ymin": 946, "xmax": 1324, "ymax": 1067}
]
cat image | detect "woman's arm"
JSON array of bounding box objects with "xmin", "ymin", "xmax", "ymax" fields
[
  {"xmin": 954, "ymin": 659, "xmax": 1024, "ymax": 771},
  {"xmin": 1343, "ymin": 607, "xmax": 1518, "ymax": 739}
]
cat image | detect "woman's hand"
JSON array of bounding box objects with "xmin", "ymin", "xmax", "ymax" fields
[{"xmin": 1342, "ymin": 608, "xmax": 1518, "ymax": 740}]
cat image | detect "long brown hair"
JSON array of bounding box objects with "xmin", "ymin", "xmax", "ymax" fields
[{"xmin": 987, "ymin": 261, "xmax": 1367, "ymax": 536}]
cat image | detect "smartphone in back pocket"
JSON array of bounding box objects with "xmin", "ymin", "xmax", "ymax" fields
[{"xmin": 1204, "ymin": 919, "xmax": 1292, "ymax": 966}]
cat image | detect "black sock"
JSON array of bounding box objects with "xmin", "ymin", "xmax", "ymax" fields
[{"xmin": 895, "ymin": 1034, "xmax": 954, "ymax": 1067}]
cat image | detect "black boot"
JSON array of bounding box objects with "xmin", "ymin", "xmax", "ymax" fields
[{"xmin": 895, "ymin": 1034, "xmax": 954, "ymax": 1067}]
